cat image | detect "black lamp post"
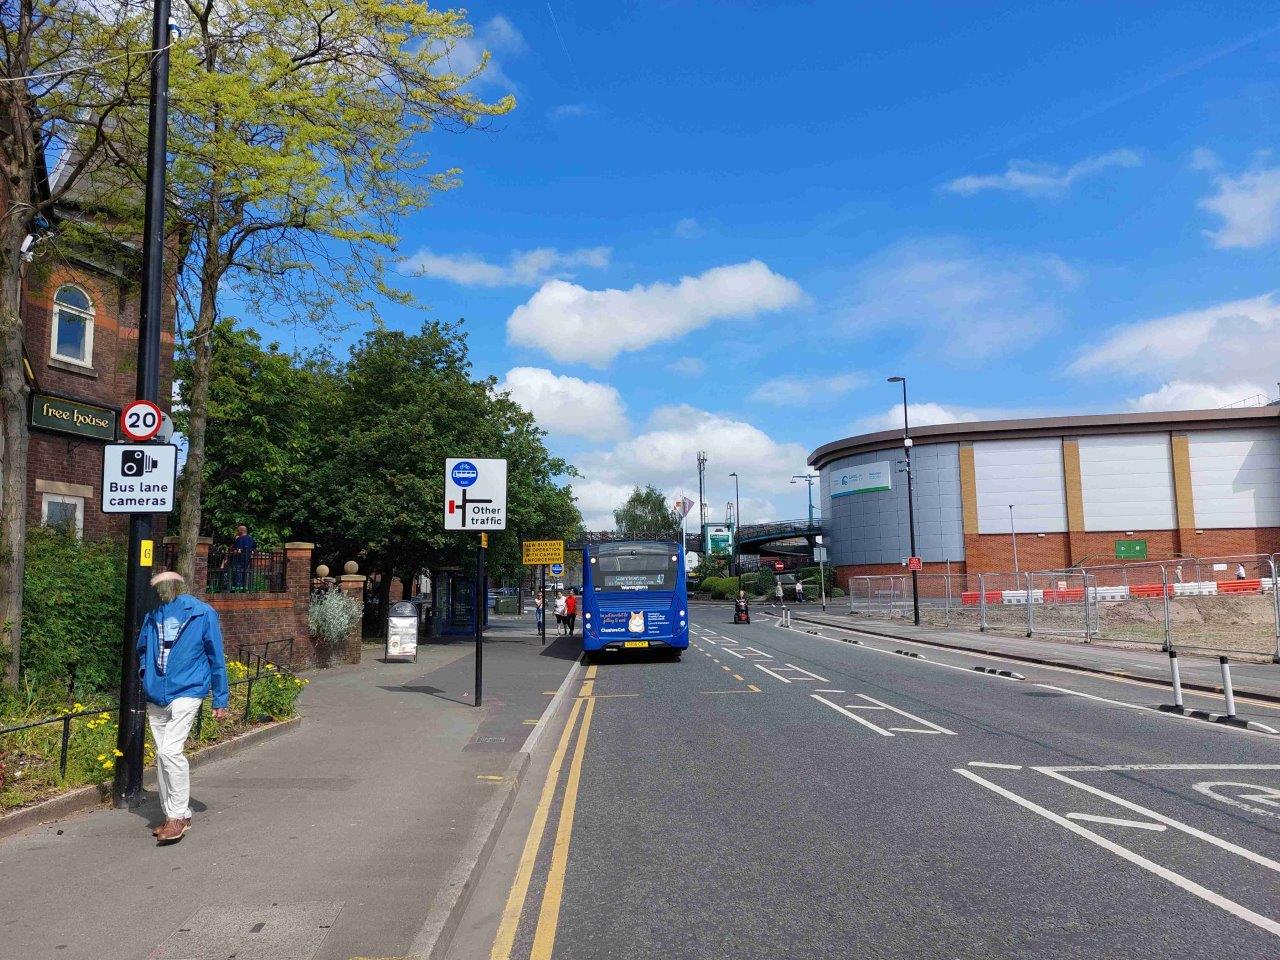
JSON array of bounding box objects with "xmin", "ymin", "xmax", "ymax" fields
[
  {"xmin": 791, "ymin": 473, "xmax": 817, "ymax": 527},
  {"xmin": 888, "ymin": 376, "xmax": 921, "ymax": 626},
  {"xmin": 729, "ymin": 471, "xmax": 742, "ymax": 594}
]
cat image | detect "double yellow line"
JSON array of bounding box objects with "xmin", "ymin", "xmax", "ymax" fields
[{"xmin": 490, "ymin": 668, "xmax": 598, "ymax": 960}]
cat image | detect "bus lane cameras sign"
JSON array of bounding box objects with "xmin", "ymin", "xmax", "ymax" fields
[
  {"xmin": 444, "ymin": 458, "xmax": 507, "ymax": 530},
  {"xmin": 101, "ymin": 444, "xmax": 179, "ymax": 513}
]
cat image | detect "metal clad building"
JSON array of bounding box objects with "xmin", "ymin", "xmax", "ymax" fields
[{"xmin": 808, "ymin": 407, "xmax": 1280, "ymax": 577}]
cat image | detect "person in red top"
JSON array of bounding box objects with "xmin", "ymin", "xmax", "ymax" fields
[{"xmin": 565, "ymin": 590, "xmax": 578, "ymax": 637}]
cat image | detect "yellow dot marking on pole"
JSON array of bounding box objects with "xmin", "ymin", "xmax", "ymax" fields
[
  {"xmin": 139, "ymin": 539, "xmax": 154, "ymax": 567},
  {"xmin": 530, "ymin": 695, "xmax": 596, "ymax": 960},
  {"xmin": 489, "ymin": 696, "xmax": 585, "ymax": 960}
]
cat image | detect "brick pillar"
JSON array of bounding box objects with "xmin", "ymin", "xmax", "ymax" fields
[
  {"xmin": 339, "ymin": 574, "xmax": 366, "ymax": 664},
  {"xmin": 161, "ymin": 535, "xmax": 212, "ymax": 594},
  {"xmin": 284, "ymin": 542, "xmax": 315, "ymax": 668}
]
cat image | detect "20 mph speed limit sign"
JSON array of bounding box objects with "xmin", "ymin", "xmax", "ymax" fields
[{"xmin": 120, "ymin": 400, "xmax": 163, "ymax": 442}]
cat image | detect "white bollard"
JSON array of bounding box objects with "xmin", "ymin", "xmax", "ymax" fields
[
  {"xmin": 1220, "ymin": 655, "xmax": 1237, "ymax": 719},
  {"xmin": 1168, "ymin": 650, "xmax": 1183, "ymax": 710}
]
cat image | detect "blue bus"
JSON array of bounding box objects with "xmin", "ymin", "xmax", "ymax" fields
[{"xmin": 581, "ymin": 540, "xmax": 688, "ymax": 661}]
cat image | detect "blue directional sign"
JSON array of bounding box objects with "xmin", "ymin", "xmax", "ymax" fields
[{"xmin": 450, "ymin": 460, "xmax": 479, "ymax": 487}]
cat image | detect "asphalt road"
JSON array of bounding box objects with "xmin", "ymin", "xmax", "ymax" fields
[{"xmin": 452, "ymin": 610, "xmax": 1280, "ymax": 960}]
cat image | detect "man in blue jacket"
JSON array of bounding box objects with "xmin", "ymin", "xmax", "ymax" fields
[{"xmin": 137, "ymin": 571, "xmax": 229, "ymax": 845}]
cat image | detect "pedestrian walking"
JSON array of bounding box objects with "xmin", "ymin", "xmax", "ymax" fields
[
  {"xmin": 554, "ymin": 590, "xmax": 567, "ymax": 635},
  {"xmin": 775, "ymin": 582, "xmax": 783, "ymax": 605},
  {"xmin": 795, "ymin": 579, "xmax": 805, "ymax": 603},
  {"xmin": 230, "ymin": 523, "xmax": 256, "ymax": 591},
  {"xmin": 1236, "ymin": 563, "xmax": 1248, "ymax": 581},
  {"xmin": 565, "ymin": 590, "xmax": 578, "ymax": 637},
  {"xmin": 137, "ymin": 571, "xmax": 228, "ymax": 845},
  {"xmin": 534, "ymin": 593, "xmax": 545, "ymax": 633}
]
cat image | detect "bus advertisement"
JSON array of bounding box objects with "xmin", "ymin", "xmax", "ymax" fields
[{"xmin": 581, "ymin": 540, "xmax": 688, "ymax": 661}]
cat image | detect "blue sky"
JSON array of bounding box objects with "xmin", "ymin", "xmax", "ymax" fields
[{"xmin": 295, "ymin": 2, "xmax": 1280, "ymax": 528}]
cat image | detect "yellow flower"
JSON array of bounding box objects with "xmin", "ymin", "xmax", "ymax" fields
[
  {"xmin": 96, "ymin": 754, "xmax": 106, "ymax": 761},
  {"xmin": 112, "ymin": 748, "xmax": 123, "ymax": 757},
  {"xmin": 101, "ymin": 760, "xmax": 114, "ymax": 770},
  {"xmin": 73, "ymin": 702, "xmax": 84, "ymax": 711},
  {"xmin": 99, "ymin": 712, "xmax": 110, "ymax": 719}
]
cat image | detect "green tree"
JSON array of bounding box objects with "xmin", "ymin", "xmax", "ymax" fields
[
  {"xmin": 173, "ymin": 320, "xmax": 335, "ymax": 545},
  {"xmin": 159, "ymin": 0, "xmax": 515, "ymax": 584},
  {"xmin": 613, "ymin": 486, "xmax": 680, "ymax": 540},
  {"xmin": 0, "ymin": 1, "xmax": 149, "ymax": 682}
]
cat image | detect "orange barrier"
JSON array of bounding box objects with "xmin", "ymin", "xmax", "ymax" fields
[
  {"xmin": 1129, "ymin": 583, "xmax": 1172, "ymax": 598},
  {"xmin": 1042, "ymin": 588, "xmax": 1085, "ymax": 602},
  {"xmin": 1217, "ymin": 579, "xmax": 1261, "ymax": 595},
  {"xmin": 961, "ymin": 591, "xmax": 1003, "ymax": 606}
]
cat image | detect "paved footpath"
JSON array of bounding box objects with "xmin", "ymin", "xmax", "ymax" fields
[
  {"xmin": 449, "ymin": 610, "xmax": 1280, "ymax": 960},
  {"xmin": 740, "ymin": 602, "xmax": 1280, "ymax": 703},
  {"xmin": 0, "ymin": 617, "xmax": 578, "ymax": 960}
]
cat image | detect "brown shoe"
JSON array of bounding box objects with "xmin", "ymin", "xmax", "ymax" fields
[
  {"xmin": 155, "ymin": 819, "xmax": 189, "ymax": 844},
  {"xmin": 152, "ymin": 817, "xmax": 190, "ymax": 837}
]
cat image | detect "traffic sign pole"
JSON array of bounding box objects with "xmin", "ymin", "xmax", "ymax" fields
[
  {"xmin": 539, "ymin": 564, "xmax": 546, "ymax": 645},
  {"xmin": 113, "ymin": 0, "xmax": 172, "ymax": 809},
  {"xmin": 475, "ymin": 533, "xmax": 486, "ymax": 707}
]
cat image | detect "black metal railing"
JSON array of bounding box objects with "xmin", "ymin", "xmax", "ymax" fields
[
  {"xmin": 0, "ymin": 638, "xmax": 297, "ymax": 782},
  {"xmin": 159, "ymin": 543, "xmax": 289, "ymax": 595},
  {"xmin": 206, "ymin": 545, "xmax": 288, "ymax": 594}
]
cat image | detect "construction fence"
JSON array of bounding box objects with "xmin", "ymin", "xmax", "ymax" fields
[{"xmin": 845, "ymin": 553, "xmax": 1280, "ymax": 659}]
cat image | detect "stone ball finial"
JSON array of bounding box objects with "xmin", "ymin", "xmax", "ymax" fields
[
  {"xmin": 315, "ymin": 564, "xmax": 330, "ymax": 578},
  {"xmin": 343, "ymin": 560, "xmax": 359, "ymax": 575}
]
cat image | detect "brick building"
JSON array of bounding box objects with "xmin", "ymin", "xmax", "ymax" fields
[
  {"xmin": 12, "ymin": 159, "xmax": 174, "ymax": 541},
  {"xmin": 809, "ymin": 407, "xmax": 1280, "ymax": 580}
]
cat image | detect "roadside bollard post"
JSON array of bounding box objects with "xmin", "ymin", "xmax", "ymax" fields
[
  {"xmin": 1270, "ymin": 556, "xmax": 1280, "ymax": 664},
  {"xmin": 1220, "ymin": 656, "xmax": 1237, "ymax": 719},
  {"xmin": 1026, "ymin": 572, "xmax": 1035, "ymax": 637},
  {"xmin": 1168, "ymin": 650, "xmax": 1184, "ymax": 711},
  {"xmin": 978, "ymin": 573, "xmax": 988, "ymax": 632},
  {"xmin": 1161, "ymin": 565, "xmax": 1172, "ymax": 653}
]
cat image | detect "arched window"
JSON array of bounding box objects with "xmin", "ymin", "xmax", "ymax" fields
[{"xmin": 51, "ymin": 285, "xmax": 94, "ymax": 366}]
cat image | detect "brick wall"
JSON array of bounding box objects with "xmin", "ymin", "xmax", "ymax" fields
[{"xmin": 168, "ymin": 539, "xmax": 317, "ymax": 668}]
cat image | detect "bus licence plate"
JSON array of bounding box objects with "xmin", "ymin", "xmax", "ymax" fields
[{"xmin": 623, "ymin": 640, "xmax": 650, "ymax": 648}]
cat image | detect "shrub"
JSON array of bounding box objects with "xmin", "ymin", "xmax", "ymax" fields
[
  {"xmin": 20, "ymin": 526, "xmax": 127, "ymax": 694},
  {"xmin": 308, "ymin": 590, "xmax": 362, "ymax": 664}
]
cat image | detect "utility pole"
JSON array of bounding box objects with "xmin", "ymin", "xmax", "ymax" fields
[
  {"xmin": 792, "ymin": 473, "xmax": 817, "ymax": 527},
  {"xmin": 113, "ymin": 0, "xmax": 173, "ymax": 808},
  {"xmin": 888, "ymin": 376, "xmax": 921, "ymax": 627},
  {"xmin": 697, "ymin": 450, "xmax": 707, "ymax": 534}
]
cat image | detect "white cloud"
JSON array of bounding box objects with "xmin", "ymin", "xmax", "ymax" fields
[
  {"xmin": 943, "ymin": 149, "xmax": 1141, "ymax": 198},
  {"xmin": 507, "ymin": 260, "xmax": 805, "ymax": 365},
  {"xmin": 1200, "ymin": 165, "xmax": 1280, "ymax": 249},
  {"xmin": 667, "ymin": 356, "xmax": 706, "ymax": 376},
  {"xmin": 498, "ymin": 367, "xmax": 628, "ymax": 442},
  {"xmin": 852, "ymin": 402, "xmax": 1016, "ymax": 434},
  {"xmin": 401, "ymin": 246, "xmax": 610, "ymax": 287},
  {"xmin": 1127, "ymin": 381, "xmax": 1272, "ymax": 412},
  {"xmin": 845, "ymin": 239, "xmax": 1076, "ymax": 360},
  {"xmin": 1072, "ymin": 294, "xmax": 1280, "ymax": 409},
  {"xmin": 574, "ymin": 405, "xmax": 809, "ymax": 529},
  {"xmin": 438, "ymin": 15, "xmax": 527, "ymax": 91},
  {"xmin": 674, "ymin": 217, "xmax": 702, "ymax": 239},
  {"xmin": 1189, "ymin": 147, "xmax": 1220, "ymax": 172},
  {"xmin": 751, "ymin": 373, "xmax": 864, "ymax": 405},
  {"xmin": 550, "ymin": 103, "xmax": 588, "ymax": 120}
]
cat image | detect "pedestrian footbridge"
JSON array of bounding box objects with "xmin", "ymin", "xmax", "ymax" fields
[{"xmin": 573, "ymin": 519, "xmax": 822, "ymax": 555}]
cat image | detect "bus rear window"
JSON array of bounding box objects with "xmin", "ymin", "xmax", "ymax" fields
[{"xmin": 594, "ymin": 545, "xmax": 678, "ymax": 592}]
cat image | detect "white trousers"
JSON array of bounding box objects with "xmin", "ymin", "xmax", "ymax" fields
[{"xmin": 146, "ymin": 696, "xmax": 202, "ymax": 820}]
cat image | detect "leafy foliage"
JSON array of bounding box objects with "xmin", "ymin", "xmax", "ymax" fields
[
  {"xmin": 613, "ymin": 486, "xmax": 681, "ymax": 541},
  {"xmin": 308, "ymin": 591, "xmax": 363, "ymax": 647},
  {"xmin": 19, "ymin": 527, "xmax": 126, "ymax": 695}
]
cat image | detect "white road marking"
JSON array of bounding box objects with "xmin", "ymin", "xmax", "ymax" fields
[
  {"xmin": 1193, "ymin": 782, "xmax": 1280, "ymax": 822},
  {"xmin": 783, "ymin": 663, "xmax": 829, "ymax": 682},
  {"xmin": 755, "ymin": 663, "xmax": 794, "ymax": 684},
  {"xmin": 967, "ymin": 761, "xmax": 1023, "ymax": 770},
  {"xmin": 1043, "ymin": 763, "xmax": 1280, "ymax": 773},
  {"xmin": 719, "ymin": 646, "xmax": 750, "ymax": 659},
  {"xmin": 813, "ymin": 688, "xmax": 846, "ymax": 694},
  {"xmin": 956, "ymin": 768, "xmax": 1280, "ymax": 939},
  {"xmin": 1065, "ymin": 812, "xmax": 1167, "ymax": 832},
  {"xmin": 856, "ymin": 694, "xmax": 957, "ymax": 735},
  {"xmin": 1035, "ymin": 767, "xmax": 1280, "ymax": 875},
  {"xmin": 811, "ymin": 694, "xmax": 894, "ymax": 736},
  {"xmin": 1034, "ymin": 684, "xmax": 1279, "ymax": 739}
]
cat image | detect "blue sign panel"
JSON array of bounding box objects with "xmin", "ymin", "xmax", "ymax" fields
[
  {"xmin": 550, "ymin": 563, "xmax": 564, "ymax": 576},
  {"xmin": 450, "ymin": 460, "xmax": 478, "ymax": 487}
]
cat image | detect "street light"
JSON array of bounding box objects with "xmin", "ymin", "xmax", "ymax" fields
[
  {"xmin": 888, "ymin": 376, "xmax": 921, "ymax": 626},
  {"xmin": 729, "ymin": 471, "xmax": 742, "ymax": 595},
  {"xmin": 791, "ymin": 473, "xmax": 817, "ymax": 527},
  {"xmin": 1009, "ymin": 504, "xmax": 1020, "ymax": 576}
]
